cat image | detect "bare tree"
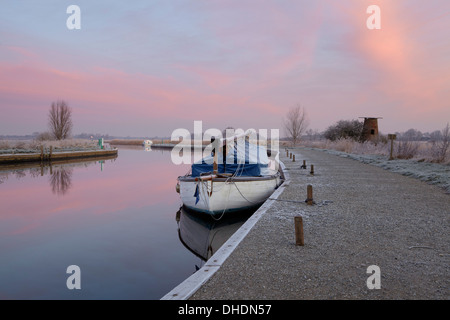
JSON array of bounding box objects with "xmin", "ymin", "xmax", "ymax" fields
[
  {"xmin": 283, "ymin": 105, "xmax": 309, "ymax": 146},
  {"xmin": 48, "ymin": 100, "xmax": 73, "ymax": 140}
]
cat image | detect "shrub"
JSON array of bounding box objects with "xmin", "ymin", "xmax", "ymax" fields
[
  {"xmin": 334, "ymin": 138, "xmax": 355, "ymax": 153},
  {"xmin": 430, "ymin": 123, "xmax": 450, "ymax": 163},
  {"xmin": 323, "ymin": 119, "xmax": 363, "ymax": 141},
  {"xmin": 35, "ymin": 132, "xmax": 53, "ymax": 141},
  {"xmin": 396, "ymin": 140, "xmax": 420, "ymax": 159},
  {"xmin": 395, "ymin": 128, "xmax": 423, "ymax": 159},
  {"xmin": 0, "ymin": 140, "xmax": 10, "ymax": 149}
]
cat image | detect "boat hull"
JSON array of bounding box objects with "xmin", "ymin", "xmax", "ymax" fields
[{"xmin": 178, "ymin": 174, "xmax": 282, "ymax": 215}]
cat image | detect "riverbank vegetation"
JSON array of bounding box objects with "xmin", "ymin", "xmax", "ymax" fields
[
  {"xmin": 0, "ymin": 139, "xmax": 101, "ymax": 154},
  {"xmin": 299, "ymin": 123, "xmax": 450, "ymax": 164}
]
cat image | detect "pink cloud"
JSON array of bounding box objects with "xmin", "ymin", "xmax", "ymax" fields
[
  {"xmin": 1, "ymin": 1, "xmax": 449, "ymax": 135},
  {"xmin": 332, "ymin": 1, "xmax": 450, "ymax": 113},
  {"xmin": 0, "ymin": 44, "xmax": 287, "ymax": 133}
]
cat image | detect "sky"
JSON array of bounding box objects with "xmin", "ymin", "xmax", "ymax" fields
[{"xmin": 0, "ymin": 0, "xmax": 449, "ymax": 137}]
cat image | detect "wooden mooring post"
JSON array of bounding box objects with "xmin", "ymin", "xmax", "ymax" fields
[
  {"xmin": 40, "ymin": 145, "xmax": 44, "ymax": 162},
  {"xmin": 301, "ymin": 160, "xmax": 306, "ymax": 169},
  {"xmin": 294, "ymin": 216, "xmax": 304, "ymax": 246},
  {"xmin": 292, "ymin": 154, "xmax": 295, "ymax": 162},
  {"xmin": 310, "ymin": 164, "xmax": 314, "ymax": 175},
  {"xmin": 306, "ymin": 185, "xmax": 314, "ymax": 205}
]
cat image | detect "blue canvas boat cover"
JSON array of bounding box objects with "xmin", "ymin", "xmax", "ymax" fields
[{"xmin": 191, "ymin": 140, "xmax": 270, "ymax": 177}]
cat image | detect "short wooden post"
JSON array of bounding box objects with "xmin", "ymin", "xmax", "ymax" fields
[
  {"xmin": 306, "ymin": 185, "xmax": 313, "ymax": 205},
  {"xmin": 286, "ymin": 150, "xmax": 289, "ymax": 157},
  {"xmin": 310, "ymin": 165, "xmax": 314, "ymax": 175},
  {"xmin": 290, "ymin": 152, "xmax": 292, "ymax": 159},
  {"xmin": 49, "ymin": 146, "xmax": 53, "ymax": 161},
  {"xmin": 301, "ymin": 160, "xmax": 306, "ymax": 169},
  {"xmin": 40, "ymin": 146, "xmax": 44, "ymax": 162},
  {"xmin": 292, "ymin": 154, "xmax": 295, "ymax": 162},
  {"xmin": 294, "ymin": 216, "xmax": 304, "ymax": 246}
]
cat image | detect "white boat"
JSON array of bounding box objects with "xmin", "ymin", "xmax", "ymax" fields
[
  {"xmin": 143, "ymin": 140, "xmax": 153, "ymax": 152},
  {"xmin": 176, "ymin": 131, "xmax": 283, "ymax": 216}
]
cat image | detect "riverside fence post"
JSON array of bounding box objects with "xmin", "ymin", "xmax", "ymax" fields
[
  {"xmin": 295, "ymin": 216, "xmax": 304, "ymax": 246},
  {"xmin": 40, "ymin": 145, "xmax": 44, "ymax": 162},
  {"xmin": 310, "ymin": 164, "xmax": 314, "ymax": 175},
  {"xmin": 293, "ymin": 154, "xmax": 295, "ymax": 162},
  {"xmin": 388, "ymin": 134, "xmax": 397, "ymax": 160}
]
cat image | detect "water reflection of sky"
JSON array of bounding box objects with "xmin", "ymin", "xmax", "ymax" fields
[{"xmin": 0, "ymin": 148, "xmax": 202, "ymax": 299}]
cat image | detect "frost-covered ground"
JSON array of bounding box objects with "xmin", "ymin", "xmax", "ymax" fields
[
  {"xmin": 191, "ymin": 148, "xmax": 449, "ymax": 300},
  {"xmin": 306, "ymin": 147, "xmax": 450, "ymax": 194}
]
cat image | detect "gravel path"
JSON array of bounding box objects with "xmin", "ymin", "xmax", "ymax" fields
[{"xmin": 190, "ymin": 148, "xmax": 449, "ymax": 299}]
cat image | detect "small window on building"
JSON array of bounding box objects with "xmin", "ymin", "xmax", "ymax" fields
[{"xmin": 371, "ymin": 129, "xmax": 375, "ymax": 135}]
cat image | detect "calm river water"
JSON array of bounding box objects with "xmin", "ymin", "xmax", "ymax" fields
[{"xmin": 0, "ymin": 146, "xmax": 250, "ymax": 299}]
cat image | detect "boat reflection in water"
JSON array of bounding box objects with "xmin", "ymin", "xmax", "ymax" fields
[{"xmin": 176, "ymin": 205, "xmax": 255, "ymax": 270}]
